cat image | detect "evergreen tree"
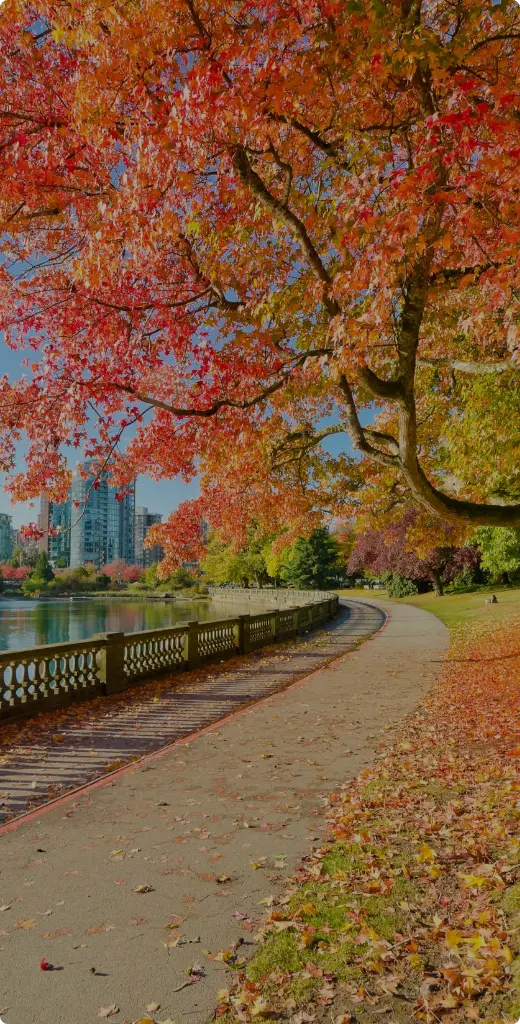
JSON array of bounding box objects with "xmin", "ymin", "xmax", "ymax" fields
[
  {"xmin": 32, "ymin": 551, "xmax": 55, "ymax": 583},
  {"xmin": 282, "ymin": 529, "xmax": 340, "ymax": 590}
]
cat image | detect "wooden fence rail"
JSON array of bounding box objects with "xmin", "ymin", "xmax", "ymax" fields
[{"xmin": 0, "ymin": 592, "xmax": 339, "ymax": 722}]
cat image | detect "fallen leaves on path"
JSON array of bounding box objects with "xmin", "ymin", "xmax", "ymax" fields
[
  {"xmin": 217, "ymin": 617, "xmax": 520, "ymax": 1024},
  {"xmin": 0, "ymin": 620, "xmax": 351, "ymax": 822}
]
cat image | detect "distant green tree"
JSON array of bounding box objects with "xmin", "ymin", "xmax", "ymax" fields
[
  {"xmin": 474, "ymin": 527, "xmax": 520, "ymax": 583},
  {"xmin": 382, "ymin": 572, "xmax": 419, "ymax": 598},
  {"xmin": 70, "ymin": 565, "xmax": 90, "ymax": 580},
  {"xmin": 143, "ymin": 562, "xmax": 159, "ymax": 588},
  {"xmin": 281, "ymin": 528, "xmax": 340, "ymax": 590},
  {"xmin": 22, "ymin": 551, "xmax": 55, "ymax": 594},
  {"xmin": 55, "ymin": 556, "xmax": 69, "ymax": 569},
  {"xmin": 33, "ymin": 551, "xmax": 55, "ymax": 583},
  {"xmin": 10, "ymin": 545, "xmax": 22, "ymax": 568},
  {"xmin": 202, "ymin": 528, "xmax": 271, "ymax": 587},
  {"xmin": 169, "ymin": 567, "xmax": 196, "ymax": 590}
]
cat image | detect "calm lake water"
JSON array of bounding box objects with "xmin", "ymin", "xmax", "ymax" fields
[{"xmin": 0, "ymin": 598, "xmax": 247, "ymax": 652}]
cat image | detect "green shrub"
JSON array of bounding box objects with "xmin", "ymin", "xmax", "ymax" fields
[{"xmin": 383, "ymin": 572, "xmax": 418, "ymax": 598}]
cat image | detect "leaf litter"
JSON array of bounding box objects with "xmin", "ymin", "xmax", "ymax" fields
[{"xmin": 214, "ymin": 617, "xmax": 520, "ymax": 1024}]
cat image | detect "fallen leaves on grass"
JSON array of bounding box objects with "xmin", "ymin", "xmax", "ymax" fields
[{"xmin": 217, "ymin": 617, "xmax": 520, "ymax": 1024}]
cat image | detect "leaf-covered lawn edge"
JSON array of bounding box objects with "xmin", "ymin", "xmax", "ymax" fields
[{"xmin": 213, "ymin": 617, "xmax": 520, "ymax": 1024}]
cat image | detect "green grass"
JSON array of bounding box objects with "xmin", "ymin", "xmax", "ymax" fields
[
  {"xmin": 244, "ymin": 839, "xmax": 418, "ymax": 997},
  {"xmin": 397, "ymin": 586, "xmax": 520, "ymax": 630},
  {"xmin": 336, "ymin": 586, "xmax": 520, "ymax": 631}
]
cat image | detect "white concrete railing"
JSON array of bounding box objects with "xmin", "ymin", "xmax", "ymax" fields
[{"xmin": 0, "ymin": 591, "xmax": 340, "ymax": 722}]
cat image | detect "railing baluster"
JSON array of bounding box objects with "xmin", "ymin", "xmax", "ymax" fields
[{"xmin": 0, "ymin": 589, "xmax": 339, "ymax": 721}]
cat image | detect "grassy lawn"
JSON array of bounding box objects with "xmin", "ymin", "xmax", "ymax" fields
[
  {"xmin": 217, "ymin": 602, "xmax": 520, "ymax": 1024},
  {"xmin": 337, "ymin": 586, "xmax": 520, "ymax": 631}
]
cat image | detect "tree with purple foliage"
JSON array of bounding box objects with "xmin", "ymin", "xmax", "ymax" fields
[{"xmin": 348, "ymin": 514, "xmax": 480, "ymax": 597}]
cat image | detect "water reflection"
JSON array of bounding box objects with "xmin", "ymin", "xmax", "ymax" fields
[{"xmin": 0, "ymin": 598, "xmax": 247, "ymax": 652}]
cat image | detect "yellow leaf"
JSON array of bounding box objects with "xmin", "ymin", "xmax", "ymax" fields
[
  {"xmin": 461, "ymin": 874, "xmax": 486, "ymax": 888},
  {"xmin": 417, "ymin": 843, "xmax": 436, "ymax": 863},
  {"xmin": 446, "ymin": 929, "xmax": 463, "ymax": 948},
  {"xmin": 295, "ymin": 903, "xmax": 317, "ymax": 918},
  {"xmin": 428, "ymin": 864, "xmax": 443, "ymax": 878},
  {"xmin": 250, "ymin": 997, "xmax": 268, "ymax": 1017},
  {"xmin": 408, "ymin": 953, "xmax": 423, "ymax": 969}
]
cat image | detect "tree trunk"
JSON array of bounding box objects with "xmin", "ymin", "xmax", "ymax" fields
[{"xmin": 431, "ymin": 570, "xmax": 444, "ymax": 597}]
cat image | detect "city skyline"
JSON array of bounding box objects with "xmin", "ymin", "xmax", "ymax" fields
[{"xmin": 37, "ymin": 465, "xmax": 164, "ymax": 570}]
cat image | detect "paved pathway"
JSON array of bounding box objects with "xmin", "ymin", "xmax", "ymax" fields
[
  {"xmin": 0, "ymin": 601, "xmax": 382, "ymax": 822},
  {"xmin": 0, "ymin": 599, "xmax": 448, "ymax": 1024}
]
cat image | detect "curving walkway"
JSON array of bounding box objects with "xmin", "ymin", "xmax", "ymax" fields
[
  {"xmin": 0, "ymin": 601, "xmax": 382, "ymax": 823},
  {"xmin": 0, "ymin": 599, "xmax": 448, "ymax": 1024}
]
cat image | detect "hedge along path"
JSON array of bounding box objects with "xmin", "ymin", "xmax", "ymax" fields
[{"xmin": 217, "ymin": 611, "xmax": 520, "ymax": 1024}]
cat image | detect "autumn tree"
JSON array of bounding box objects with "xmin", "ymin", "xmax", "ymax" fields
[
  {"xmin": 2, "ymin": 1, "xmax": 520, "ymax": 563},
  {"xmin": 202, "ymin": 531, "xmax": 271, "ymax": 588},
  {"xmin": 103, "ymin": 561, "xmax": 142, "ymax": 584},
  {"xmin": 348, "ymin": 514, "xmax": 479, "ymax": 596}
]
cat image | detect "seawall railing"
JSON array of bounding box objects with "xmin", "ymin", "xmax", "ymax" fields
[{"xmin": 0, "ymin": 590, "xmax": 340, "ymax": 722}]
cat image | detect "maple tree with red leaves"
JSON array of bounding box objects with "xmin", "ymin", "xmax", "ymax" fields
[
  {"xmin": 0, "ymin": 563, "xmax": 31, "ymax": 581},
  {"xmin": 348, "ymin": 511, "xmax": 480, "ymax": 594},
  {"xmin": 1, "ymin": 0, "xmax": 520, "ymax": 562},
  {"xmin": 102, "ymin": 560, "xmax": 143, "ymax": 583}
]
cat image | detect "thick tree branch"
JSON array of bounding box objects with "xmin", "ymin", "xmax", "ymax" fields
[
  {"xmin": 266, "ymin": 112, "xmax": 351, "ymax": 169},
  {"xmin": 231, "ymin": 146, "xmax": 340, "ymax": 317},
  {"xmin": 363, "ymin": 429, "xmax": 400, "ymax": 456},
  {"xmin": 358, "ymin": 365, "xmax": 404, "ymax": 402},
  {"xmin": 401, "ymin": 462, "xmax": 520, "ymax": 527},
  {"xmin": 471, "ymin": 32, "xmax": 520, "ymax": 53},
  {"xmin": 106, "ymin": 350, "xmax": 329, "ymax": 417},
  {"xmin": 418, "ymin": 357, "xmax": 519, "ymax": 375},
  {"xmin": 337, "ymin": 375, "xmax": 398, "ymax": 467},
  {"xmin": 428, "ymin": 262, "xmax": 496, "ymax": 285}
]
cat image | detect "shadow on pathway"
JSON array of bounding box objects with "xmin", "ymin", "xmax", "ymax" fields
[{"xmin": 0, "ymin": 601, "xmax": 382, "ymax": 821}]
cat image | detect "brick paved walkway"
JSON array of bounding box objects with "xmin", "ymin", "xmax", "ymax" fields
[{"xmin": 0, "ymin": 600, "xmax": 383, "ymax": 822}]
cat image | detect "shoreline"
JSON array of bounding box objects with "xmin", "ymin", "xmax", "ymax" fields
[{"xmin": 0, "ymin": 590, "xmax": 212, "ymax": 603}]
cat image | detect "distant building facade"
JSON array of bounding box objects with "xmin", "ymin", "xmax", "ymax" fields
[
  {"xmin": 39, "ymin": 494, "xmax": 72, "ymax": 566},
  {"xmin": 134, "ymin": 506, "xmax": 163, "ymax": 568},
  {"xmin": 69, "ymin": 464, "xmax": 135, "ymax": 569},
  {"xmin": 0, "ymin": 513, "xmax": 13, "ymax": 563}
]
